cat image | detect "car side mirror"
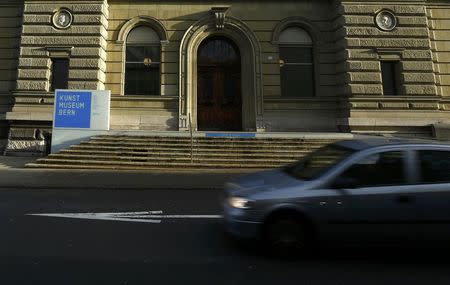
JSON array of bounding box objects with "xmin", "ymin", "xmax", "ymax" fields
[{"xmin": 332, "ymin": 177, "xmax": 358, "ymax": 189}]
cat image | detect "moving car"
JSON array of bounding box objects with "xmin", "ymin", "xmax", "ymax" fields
[{"xmin": 223, "ymin": 138, "xmax": 450, "ymax": 256}]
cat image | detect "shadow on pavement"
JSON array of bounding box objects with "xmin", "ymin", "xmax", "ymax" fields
[{"xmin": 0, "ymin": 156, "xmax": 37, "ymax": 169}]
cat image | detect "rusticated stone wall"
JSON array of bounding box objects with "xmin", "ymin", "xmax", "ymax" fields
[
  {"xmin": 334, "ymin": 0, "xmax": 449, "ymax": 135},
  {"xmin": 428, "ymin": 2, "xmax": 450, "ymax": 111},
  {"xmin": 4, "ymin": 0, "xmax": 109, "ymax": 155},
  {"xmin": 15, "ymin": 0, "xmax": 108, "ymax": 93},
  {"xmin": 0, "ymin": 0, "xmax": 23, "ymax": 152}
]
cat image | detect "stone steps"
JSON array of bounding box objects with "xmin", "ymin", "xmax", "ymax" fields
[
  {"xmin": 79, "ymin": 140, "xmax": 326, "ymax": 148},
  {"xmin": 59, "ymin": 149, "xmax": 309, "ymax": 159},
  {"xmin": 26, "ymin": 135, "xmax": 338, "ymax": 170},
  {"xmin": 26, "ymin": 158, "xmax": 283, "ymax": 169}
]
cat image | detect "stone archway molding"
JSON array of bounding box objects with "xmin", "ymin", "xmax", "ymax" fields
[
  {"xmin": 116, "ymin": 16, "xmax": 169, "ymax": 45},
  {"xmin": 271, "ymin": 16, "xmax": 321, "ymax": 45},
  {"xmin": 179, "ymin": 14, "xmax": 264, "ymax": 132}
]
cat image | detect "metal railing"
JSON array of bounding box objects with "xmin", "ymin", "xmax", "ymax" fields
[{"xmin": 188, "ymin": 114, "xmax": 194, "ymax": 164}]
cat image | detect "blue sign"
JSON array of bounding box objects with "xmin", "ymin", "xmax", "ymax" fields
[
  {"xmin": 205, "ymin": 133, "xmax": 256, "ymax": 138},
  {"xmin": 54, "ymin": 91, "xmax": 92, "ymax": 128}
]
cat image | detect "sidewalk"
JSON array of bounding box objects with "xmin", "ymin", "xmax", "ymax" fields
[
  {"xmin": 0, "ymin": 155, "xmax": 255, "ymax": 190},
  {"xmin": 0, "ymin": 156, "xmax": 38, "ymax": 169}
]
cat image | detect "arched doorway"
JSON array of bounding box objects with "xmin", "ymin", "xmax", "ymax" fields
[{"xmin": 197, "ymin": 36, "xmax": 242, "ymax": 131}]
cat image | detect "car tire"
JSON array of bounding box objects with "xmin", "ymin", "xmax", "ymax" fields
[{"xmin": 263, "ymin": 217, "xmax": 313, "ymax": 259}]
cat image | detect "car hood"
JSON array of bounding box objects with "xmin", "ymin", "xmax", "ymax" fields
[{"xmin": 225, "ymin": 168, "xmax": 309, "ymax": 197}]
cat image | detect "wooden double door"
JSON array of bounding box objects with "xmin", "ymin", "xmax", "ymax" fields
[{"xmin": 197, "ymin": 36, "xmax": 242, "ymax": 131}]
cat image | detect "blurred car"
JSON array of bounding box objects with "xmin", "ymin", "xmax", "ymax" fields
[{"xmin": 223, "ymin": 138, "xmax": 450, "ymax": 256}]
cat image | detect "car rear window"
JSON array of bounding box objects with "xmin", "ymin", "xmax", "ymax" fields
[{"xmin": 283, "ymin": 144, "xmax": 355, "ymax": 181}]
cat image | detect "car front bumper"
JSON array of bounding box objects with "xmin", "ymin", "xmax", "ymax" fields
[
  {"xmin": 224, "ymin": 216, "xmax": 261, "ymax": 240},
  {"xmin": 223, "ymin": 203, "xmax": 262, "ymax": 240}
]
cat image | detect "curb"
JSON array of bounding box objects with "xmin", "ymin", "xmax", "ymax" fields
[{"xmin": 0, "ymin": 168, "xmax": 252, "ymax": 190}]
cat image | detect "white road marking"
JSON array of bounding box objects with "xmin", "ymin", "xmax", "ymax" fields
[
  {"xmin": 125, "ymin": 215, "xmax": 223, "ymax": 219},
  {"xmin": 26, "ymin": 210, "xmax": 223, "ymax": 224},
  {"xmin": 28, "ymin": 213, "xmax": 162, "ymax": 224}
]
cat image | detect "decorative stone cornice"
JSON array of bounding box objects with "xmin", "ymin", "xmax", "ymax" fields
[
  {"xmin": 44, "ymin": 46, "xmax": 74, "ymax": 58},
  {"xmin": 211, "ymin": 7, "xmax": 229, "ymax": 30}
]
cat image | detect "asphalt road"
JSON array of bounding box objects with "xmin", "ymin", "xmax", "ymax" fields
[{"xmin": 0, "ymin": 188, "xmax": 449, "ymax": 285}]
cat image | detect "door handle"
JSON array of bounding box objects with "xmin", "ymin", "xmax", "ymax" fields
[{"xmin": 395, "ymin": 195, "xmax": 415, "ymax": 204}]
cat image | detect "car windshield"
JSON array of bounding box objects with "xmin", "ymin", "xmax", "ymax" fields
[{"xmin": 283, "ymin": 144, "xmax": 355, "ymax": 180}]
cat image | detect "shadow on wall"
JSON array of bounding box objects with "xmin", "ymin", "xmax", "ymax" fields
[
  {"xmin": 169, "ymin": 11, "xmax": 210, "ymax": 36},
  {"xmin": 166, "ymin": 117, "xmax": 178, "ymax": 130}
]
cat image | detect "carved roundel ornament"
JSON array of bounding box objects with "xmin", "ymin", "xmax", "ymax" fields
[
  {"xmin": 375, "ymin": 10, "xmax": 397, "ymax": 31},
  {"xmin": 52, "ymin": 8, "xmax": 73, "ymax": 29}
]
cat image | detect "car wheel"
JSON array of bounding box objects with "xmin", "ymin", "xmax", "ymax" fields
[{"xmin": 263, "ymin": 217, "xmax": 312, "ymax": 258}]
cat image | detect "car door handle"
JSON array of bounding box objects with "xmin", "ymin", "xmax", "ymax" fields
[{"xmin": 395, "ymin": 195, "xmax": 415, "ymax": 204}]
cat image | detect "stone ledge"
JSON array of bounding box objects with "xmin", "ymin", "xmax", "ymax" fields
[
  {"xmin": 21, "ymin": 36, "xmax": 106, "ymax": 47},
  {"xmin": 24, "ymin": 3, "xmax": 108, "ymax": 16},
  {"xmin": 340, "ymin": 5, "xmax": 425, "ymax": 15},
  {"xmin": 6, "ymin": 111, "xmax": 53, "ymax": 121}
]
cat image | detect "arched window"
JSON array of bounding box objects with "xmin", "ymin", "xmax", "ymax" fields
[
  {"xmin": 125, "ymin": 26, "xmax": 160, "ymax": 95},
  {"xmin": 279, "ymin": 27, "xmax": 314, "ymax": 97}
]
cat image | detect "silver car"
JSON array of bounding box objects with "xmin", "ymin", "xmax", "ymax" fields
[{"xmin": 223, "ymin": 138, "xmax": 450, "ymax": 256}]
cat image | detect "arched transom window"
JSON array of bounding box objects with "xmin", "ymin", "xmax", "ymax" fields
[
  {"xmin": 125, "ymin": 26, "xmax": 161, "ymax": 95},
  {"xmin": 279, "ymin": 27, "xmax": 314, "ymax": 97}
]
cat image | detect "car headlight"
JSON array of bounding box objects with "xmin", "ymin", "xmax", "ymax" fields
[{"xmin": 228, "ymin": 197, "xmax": 254, "ymax": 209}]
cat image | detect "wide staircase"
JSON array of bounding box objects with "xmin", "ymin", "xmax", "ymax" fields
[{"xmin": 25, "ymin": 135, "xmax": 338, "ymax": 170}]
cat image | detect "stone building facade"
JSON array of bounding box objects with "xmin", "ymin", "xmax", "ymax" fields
[{"xmin": 0, "ymin": 0, "xmax": 449, "ymax": 155}]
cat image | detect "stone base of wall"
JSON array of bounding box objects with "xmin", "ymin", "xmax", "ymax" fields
[
  {"xmin": 432, "ymin": 123, "xmax": 450, "ymax": 141},
  {"xmin": 339, "ymin": 110, "xmax": 450, "ymax": 138},
  {"xmin": 110, "ymin": 111, "xmax": 179, "ymax": 131},
  {"xmin": 349, "ymin": 125, "xmax": 433, "ymax": 138},
  {"xmin": 4, "ymin": 139, "xmax": 46, "ymax": 157},
  {"xmin": 3, "ymin": 125, "xmax": 52, "ymax": 157},
  {"xmin": 264, "ymin": 110, "xmax": 339, "ymax": 132}
]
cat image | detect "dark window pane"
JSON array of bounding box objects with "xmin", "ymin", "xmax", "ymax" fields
[
  {"xmin": 126, "ymin": 46, "xmax": 160, "ymax": 63},
  {"xmin": 339, "ymin": 151, "xmax": 405, "ymax": 187},
  {"xmin": 198, "ymin": 37, "xmax": 240, "ymax": 66},
  {"xmin": 51, "ymin": 58, "xmax": 69, "ymax": 91},
  {"xmin": 125, "ymin": 63, "xmax": 160, "ymax": 95},
  {"xmin": 381, "ymin": 61, "xmax": 401, "ymax": 96},
  {"xmin": 281, "ymin": 65, "xmax": 314, "ymax": 97},
  {"xmin": 125, "ymin": 44, "xmax": 161, "ymax": 96},
  {"xmin": 279, "ymin": 47, "xmax": 312, "ymax": 63},
  {"xmin": 419, "ymin": 150, "xmax": 450, "ymax": 183}
]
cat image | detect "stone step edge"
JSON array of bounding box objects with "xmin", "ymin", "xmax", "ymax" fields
[
  {"xmin": 27, "ymin": 159, "xmax": 282, "ymax": 168},
  {"xmin": 59, "ymin": 149, "xmax": 311, "ymax": 157},
  {"xmin": 25, "ymin": 163, "xmax": 269, "ymax": 171},
  {"xmin": 38, "ymin": 155, "xmax": 296, "ymax": 164},
  {"xmin": 90, "ymin": 136, "xmax": 337, "ymax": 142},
  {"xmin": 77, "ymin": 142, "xmax": 325, "ymax": 149}
]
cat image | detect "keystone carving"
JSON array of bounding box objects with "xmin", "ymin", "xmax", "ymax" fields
[{"xmin": 211, "ymin": 7, "xmax": 229, "ymax": 30}]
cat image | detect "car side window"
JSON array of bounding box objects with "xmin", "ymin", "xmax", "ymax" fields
[
  {"xmin": 335, "ymin": 151, "xmax": 405, "ymax": 188},
  {"xmin": 418, "ymin": 150, "xmax": 450, "ymax": 184}
]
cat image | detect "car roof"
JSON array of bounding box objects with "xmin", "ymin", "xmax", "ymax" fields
[{"xmin": 334, "ymin": 136, "xmax": 450, "ymax": 151}]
